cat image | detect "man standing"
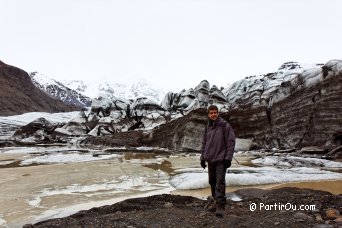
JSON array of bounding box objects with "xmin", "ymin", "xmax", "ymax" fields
[{"xmin": 200, "ymin": 105, "xmax": 236, "ymax": 217}]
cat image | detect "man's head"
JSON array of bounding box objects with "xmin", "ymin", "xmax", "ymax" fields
[{"xmin": 207, "ymin": 105, "xmax": 219, "ymax": 121}]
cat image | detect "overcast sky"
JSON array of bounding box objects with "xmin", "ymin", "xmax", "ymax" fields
[{"xmin": 1, "ymin": 0, "xmax": 341, "ymax": 92}]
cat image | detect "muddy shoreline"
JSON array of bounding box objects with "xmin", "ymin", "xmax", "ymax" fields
[{"xmin": 25, "ymin": 187, "xmax": 342, "ymax": 228}]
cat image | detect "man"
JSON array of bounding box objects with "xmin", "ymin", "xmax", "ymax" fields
[{"xmin": 200, "ymin": 105, "xmax": 236, "ymax": 217}]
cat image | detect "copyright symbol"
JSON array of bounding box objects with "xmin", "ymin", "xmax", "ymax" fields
[{"xmin": 250, "ymin": 203, "xmax": 256, "ymax": 211}]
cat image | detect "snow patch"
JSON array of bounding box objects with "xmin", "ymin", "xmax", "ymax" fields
[
  {"xmin": 20, "ymin": 153, "xmax": 119, "ymax": 165},
  {"xmin": 252, "ymin": 155, "xmax": 342, "ymax": 168},
  {"xmin": 0, "ymin": 111, "xmax": 79, "ymax": 126},
  {"xmin": 0, "ymin": 216, "xmax": 6, "ymax": 226},
  {"xmin": 170, "ymin": 167, "xmax": 342, "ymax": 190},
  {"xmin": 28, "ymin": 173, "xmax": 169, "ymax": 208}
]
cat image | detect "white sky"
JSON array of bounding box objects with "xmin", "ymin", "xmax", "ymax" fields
[{"xmin": 1, "ymin": 0, "xmax": 341, "ymax": 92}]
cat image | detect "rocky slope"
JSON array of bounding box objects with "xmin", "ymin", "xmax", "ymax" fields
[{"xmin": 0, "ymin": 60, "xmax": 81, "ymax": 116}]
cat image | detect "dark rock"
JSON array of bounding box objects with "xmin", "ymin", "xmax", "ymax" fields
[
  {"xmin": 294, "ymin": 212, "xmax": 308, "ymax": 222},
  {"xmin": 325, "ymin": 208, "xmax": 340, "ymax": 220},
  {"xmin": 164, "ymin": 202, "xmax": 173, "ymax": 208},
  {"xmin": 13, "ymin": 118, "xmax": 56, "ymax": 137},
  {"xmin": 141, "ymin": 109, "xmax": 207, "ymax": 151},
  {"xmin": 11, "ymin": 117, "xmax": 61, "ymax": 144},
  {"xmin": 233, "ymin": 188, "xmax": 270, "ymax": 200},
  {"xmin": 322, "ymin": 146, "xmax": 342, "ymax": 160},
  {"xmin": 82, "ymin": 130, "xmax": 146, "ymax": 147},
  {"xmin": 300, "ymin": 146, "xmax": 327, "ymax": 154},
  {"xmin": 315, "ymin": 213, "xmax": 324, "ymax": 222}
]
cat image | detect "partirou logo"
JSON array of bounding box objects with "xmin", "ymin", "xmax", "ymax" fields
[{"xmin": 249, "ymin": 202, "xmax": 316, "ymax": 212}]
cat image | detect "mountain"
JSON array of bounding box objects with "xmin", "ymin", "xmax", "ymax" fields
[
  {"xmin": 62, "ymin": 79, "xmax": 166, "ymax": 103},
  {"xmin": 0, "ymin": 60, "xmax": 81, "ymax": 116},
  {"xmin": 31, "ymin": 74, "xmax": 166, "ymax": 107},
  {"xmin": 30, "ymin": 72, "xmax": 92, "ymax": 108}
]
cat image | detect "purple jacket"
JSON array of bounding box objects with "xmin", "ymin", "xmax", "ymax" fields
[{"xmin": 200, "ymin": 117, "xmax": 236, "ymax": 162}]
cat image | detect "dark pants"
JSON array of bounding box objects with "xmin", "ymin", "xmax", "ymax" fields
[{"xmin": 208, "ymin": 161, "xmax": 227, "ymax": 204}]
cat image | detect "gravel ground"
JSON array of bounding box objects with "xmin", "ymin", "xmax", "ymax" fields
[{"xmin": 25, "ymin": 187, "xmax": 342, "ymax": 228}]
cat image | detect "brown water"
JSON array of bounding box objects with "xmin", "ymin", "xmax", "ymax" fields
[
  {"xmin": 172, "ymin": 180, "xmax": 342, "ymax": 199},
  {"xmin": 271, "ymin": 180, "xmax": 342, "ymax": 194},
  {"xmin": 0, "ymin": 149, "xmax": 340, "ymax": 227}
]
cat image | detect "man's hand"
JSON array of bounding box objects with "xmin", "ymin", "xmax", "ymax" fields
[
  {"xmin": 224, "ymin": 160, "xmax": 231, "ymax": 169},
  {"xmin": 201, "ymin": 160, "xmax": 206, "ymax": 169}
]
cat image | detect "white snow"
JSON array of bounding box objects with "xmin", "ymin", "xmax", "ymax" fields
[
  {"xmin": 252, "ymin": 155, "xmax": 342, "ymax": 168},
  {"xmin": 63, "ymin": 79, "xmax": 166, "ymax": 102},
  {"xmin": 135, "ymin": 146, "xmax": 169, "ymax": 151},
  {"xmin": 91, "ymin": 96, "xmax": 113, "ymax": 109},
  {"xmin": 30, "ymin": 72, "xmax": 92, "ymax": 107},
  {"xmin": 223, "ymin": 62, "xmax": 324, "ymax": 109},
  {"xmin": 170, "ymin": 172, "xmax": 208, "ymax": 190},
  {"xmin": 2, "ymin": 146, "xmax": 89, "ymax": 155},
  {"xmin": 0, "ymin": 160, "xmax": 13, "ymax": 166},
  {"xmin": 31, "ymin": 72, "xmax": 59, "ymax": 87},
  {"xmin": 0, "ymin": 216, "xmax": 6, "ymax": 226},
  {"xmin": 20, "ymin": 153, "xmax": 119, "ymax": 166},
  {"xmin": 170, "ymin": 166, "xmax": 342, "ymax": 190},
  {"xmin": 28, "ymin": 173, "xmax": 169, "ymax": 208},
  {"xmin": 54, "ymin": 127, "xmax": 74, "ymax": 136},
  {"xmin": 1, "ymin": 147, "xmax": 39, "ymax": 154},
  {"xmin": 301, "ymin": 68, "xmax": 323, "ymax": 87},
  {"xmin": 0, "ymin": 111, "xmax": 79, "ymax": 126},
  {"xmin": 33, "ymin": 187, "xmax": 174, "ymax": 224},
  {"xmin": 226, "ymin": 193, "xmax": 242, "ymax": 201},
  {"xmin": 324, "ymin": 59, "xmax": 342, "ymax": 75},
  {"xmin": 126, "ymin": 158, "xmax": 166, "ymax": 165}
]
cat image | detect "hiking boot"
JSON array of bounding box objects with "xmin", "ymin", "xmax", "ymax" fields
[
  {"xmin": 204, "ymin": 196, "xmax": 216, "ymax": 212},
  {"xmin": 207, "ymin": 203, "xmax": 217, "ymax": 212},
  {"xmin": 215, "ymin": 204, "xmax": 225, "ymax": 217}
]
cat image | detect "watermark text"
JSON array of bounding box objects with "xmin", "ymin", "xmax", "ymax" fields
[{"xmin": 249, "ymin": 202, "xmax": 316, "ymax": 212}]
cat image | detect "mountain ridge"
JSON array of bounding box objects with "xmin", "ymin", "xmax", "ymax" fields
[
  {"xmin": 30, "ymin": 72, "xmax": 92, "ymax": 108},
  {"xmin": 62, "ymin": 79, "xmax": 166, "ymax": 103},
  {"xmin": 0, "ymin": 60, "xmax": 81, "ymax": 116}
]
